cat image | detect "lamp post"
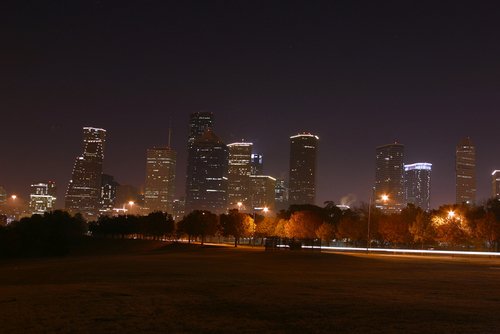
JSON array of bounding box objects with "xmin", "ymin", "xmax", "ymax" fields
[{"xmin": 367, "ymin": 191, "xmax": 388, "ymax": 252}]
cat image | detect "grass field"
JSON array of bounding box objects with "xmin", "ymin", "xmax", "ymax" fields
[{"xmin": 0, "ymin": 239, "xmax": 499, "ymax": 333}]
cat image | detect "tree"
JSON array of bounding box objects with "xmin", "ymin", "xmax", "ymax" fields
[
  {"xmin": 409, "ymin": 211, "xmax": 434, "ymax": 249},
  {"xmin": 337, "ymin": 210, "xmax": 365, "ymax": 246},
  {"xmin": 177, "ymin": 210, "xmax": 218, "ymax": 245},
  {"xmin": 220, "ymin": 209, "xmax": 255, "ymax": 247},
  {"xmin": 378, "ymin": 214, "xmax": 411, "ymax": 247},
  {"xmin": 316, "ymin": 223, "xmax": 336, "ymax": 245},
  {"xmin": 285, "ymin": 210, "xmax": 323, "ymax": 239}
]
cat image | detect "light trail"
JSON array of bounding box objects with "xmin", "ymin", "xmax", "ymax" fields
[{"xmin": 277, "ymin": 245, "xmax": 500, "ymax": 257}]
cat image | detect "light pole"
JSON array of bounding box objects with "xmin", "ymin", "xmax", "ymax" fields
[{"xmin": 367, "ymin": 191, "xmax": 388, "ymax": 252}]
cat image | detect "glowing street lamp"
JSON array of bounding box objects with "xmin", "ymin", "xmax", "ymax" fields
[
  {"xmin": 448, "ymin": 210, "xmax": 455, "ymax": 219},
  {"xmin": 367, "ymin": 193, "xmax": 389, "ymax": 251},
  {"xmin": 237, "ymin": 202, "xmax": 243, "ymax": 211},
  {"xmin": 11, "ymin": 195, "xmax": 17, "ymax": 200},
  {"xmin": 263, "ymin": 207, "xmax": 269, "ymax": 214}
]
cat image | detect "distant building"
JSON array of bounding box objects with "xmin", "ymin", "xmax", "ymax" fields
[
  {"xmin": 227, "ymin": 141, "xmax": 253, "ymax": 210},
  {"xmin": 29, "ymin": 181, "xmax": 57, "ymax": 215},
  {"xmin": 274, "ymin": 178, "xmax": 288, "ymax": 211},
  {"xmin": 404, "ymin": 163, "xmax": 432, "ymax": 211},
  {"xmin": 144, "ymin": 147, "xmax": 176, "ymax": 213},
  {"xmin": 250, "ymin": 153, "xmax": 263, "ymax": 175},
  {"xmin": 65, "ymin": 127, "xmax": 106, "ymax": 220},
  {"xmin": 492, "ymin": 170, "xmax": 500, "ymax": 199},
  {"xmin": 172, "ymin": 198, "xmax": 185, "ymax": 221},
  {"xmin": 0, "ymin": 186, "xmax": 6, "ymax": 207},
  {"xmin": 375, "ymin": 142, "xmax": 405, "ymax": 213},
  {"xmin": 288, "ymin": 133, "xmax": 319, "ymax": 205},
  {"xmin": 185, "ymin": 130, "xmax": 228, "ymax": 214},
  {"xmin": 100, "ymin": 174, "xmax": 119, "ymax": 214},
  {"xmin": 250, "ymin": 175, "xmax": 276, "ymax": 211},
  {"xmin": 187, "ymin": 112, "xmax": 213, "ymax": 147},
  {"xmin": 456, "ymin": 137, "xmax": 476, "ymax": 205}
]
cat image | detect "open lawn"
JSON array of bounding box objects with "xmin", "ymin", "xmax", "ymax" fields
[{"xmin": 0, "ymin": 239, "xmax": 499, "ymax": 333}]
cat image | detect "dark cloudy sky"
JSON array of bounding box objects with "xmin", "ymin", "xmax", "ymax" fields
[{"xmin": 2, "ymin": 0, "xmax": 500, "ymax": 209}]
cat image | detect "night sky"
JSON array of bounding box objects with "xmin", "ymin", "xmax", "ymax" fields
[{"xmin": 2, "ymin": 1, "xmax": 500, "ymax": 209}]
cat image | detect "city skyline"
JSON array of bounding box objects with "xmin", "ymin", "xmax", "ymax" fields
[{"xmin": 3, "ymin": 2, "xmax": 500, "ymax": 209}]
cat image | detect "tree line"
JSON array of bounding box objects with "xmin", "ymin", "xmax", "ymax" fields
[{"xmin": 2, "ymin": 199, "xmax": 500, "ymax": 258}]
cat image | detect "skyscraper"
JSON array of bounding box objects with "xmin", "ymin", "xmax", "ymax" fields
[
  {"xmin": 375, "ymin": 142, "xmax": 405, "ymax": 212},
  {"xmin": 185, "ymin": 130, "xmax": 228, "ymax": 214},
  {"xmin": 29, "ymin": 181, "xmax": 57, "ymax": 215},
  {"xmin": 100, "ymin": 174, "xmax": 119, "ymax": 214},
  {"xmin": 274, "ymin": 178, "xmax": 289, "ymax": 211},
  {"xmin": 404, "ymin": 163, "xmax": 432, "ymax": 211},
  {"xmin": 456, "ymin": 137, "xmax": 476, "ymax": 205},
  {"xmin": 65, "ymin": 127, "xmax": 106, "ymax": 219},
  {"xmin": 491, "ymin": 170, "xmax": 500, "ymax": 199},
  {"xmin": 250, "ymin": 153, "xmax": 263, "ymax": 175},
  {"xmin": 144, "ymin": 146, "xmax": 177, "ymax": 213},
  {"xmin": 249, "ymin": 175, "xmax": 276, "ymax": 211},
  {"xmin": 227, "ymin": 141, "xmax": 253, "ymax": 210},
  {"xmin": 188, "ymin": 112, "xmax": 213, "ymax": 147},
  {"xmin": 288, "ymin": 133, "xmax": 319, "ymax": 205}
]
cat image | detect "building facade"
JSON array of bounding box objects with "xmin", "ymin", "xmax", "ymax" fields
[
  {"xmin": 65, "ymin": 127, "xmax": 106, "ymax": 220},
  {"xmin": 250, "ymin": 175, "xmax": 276, "ymax": 211},
  {"xmin": 185, "ymin": 130, "xmax": 228, "ymax": 214},
  {"xmin": 144, "ymin": 147, "xmax": 177, "ymax": 213},
  {"xmin": 250, "ymin": 153, "xmax": 263, "ymax": 175},
  {"xmin": 492, "ymin": 170, "xmax": 500, "ymax": 199},
  {"xmin": 288, "ymin": 133, "xmax": 319, "ymax": 205},
  {"xmin": 274, "ymin": 178, "xmax": 288, "ymax": 211},
  {"xmin": 100, "ymin": 174, "xmax": 119, "ymax": 215},
  {"xmin": 29, "ymin": 181, "xmax": 57, "ymax": 215},
  {"xmin": 227, "ymin": 142, "xmax": 253, "ymax": 210},
  {"xmin": 375, "ymin": 142, "xmax": 405, "ymax": 212},
  {"xmin": 404, "ymin": 163, "xmax": 432, "ymax": 211},
  {"xmin": 456, "ymin": 137, "xmax": 476, "ymax": 205}
]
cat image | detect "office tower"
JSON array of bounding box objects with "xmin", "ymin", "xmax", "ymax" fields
[
  {"xmin": 250, "ymin": 175, "xmax": 276, "ymax": 211},
  {"xmin": 492, "ymin": 170, "xmax": 500, "ymax": 199},
  {"xmin": 404, "ymin": 163, "xmax": 432, "ymax": 211},
  {"xmin": 185, "ymin": 130, "xmax": 229, "ymax": 214},
  {"xmin": 144, "ymin": 147, "xmax": 176, "ymax": 213},
  {"xmin": 288, "ymin": 133, "xmax": 319, "ymax": 205},
  {"xmin": 172, "ymin": 198, "xmax": 185, "ymax": 221},
  {"xmin": 0, "ymin": 186, "xmax": 6, "ymax": 207},
  {"xmin": 29, "ymin": 181, "xmax": 57, "ymax": 215},
  {"xmin": 65, "ymin": 127, "xmax": 106, "ymax": 219},
  {"xmin": 274, "ymin": 178, "xmax": 289, "ymax": 211},
  {"xmin": 375, "ymin": 142, "xmax": 405, "ymax": 212},
  {"xmin": 250, "ymin": 154, "xmax": 263, "ymax": 175},
  {"xmin": 100, "ymin": 174, "xmax": 119, "ymax": 214},
  {"xmin": 227, "ymin": 141, "xmax": 253, "ymax": 210},
  {"xmin": 456, "ymin": 137, "xmax": 476, "ymax": 205},
  {"xmin": 188, "ymin": 112, "xmax": 213, "ymax": 147}
]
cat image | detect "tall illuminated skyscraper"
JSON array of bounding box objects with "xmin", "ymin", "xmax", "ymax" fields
[
  {"xmin": 144, "ymin": 146, "xmax": 177, "ymax": 213},
  {"xmin": 29, "ymin": 181, "xmax": 57, "ymax": 215},
  {"xmin": 188, "ymin": 112, "xmax": 213, "ymax": 147},
  {"xmin": 227, "ymin": 141, "xmax": 252, "ymax": 210},
  {"xmin": 288, "ymin": 132, "xmax": 319, "ymax": 205},
  {"xmin": 185, "ymin": 130, "xmax": 228, "ymax": 214},
  {"xmin": 491, "ymin": 170, "xmax": 500, "ymax": 199},
  {"xmin": 456, "ymin": 137, "xmax": 476, "ymax": 205},
  {"xmin": 65, "ymin": 127, "xmax": 106, "ymax": 219},
  {"xmin": 250, "ymin": 153, "xmax": 263, "ymax": 175},
  {"xmin": 100, "ymin": 174, "xmax": 119, "ymax": 214},
  {"xmin": 249, "ymin": 175, "xmax": 276, "ymax": 211},
  {"xmin": 404, "ymin": 163, "xmax": 432, "ymax": 211},
  {"xmin": 375, "ymin": 142, "xmax": 405, "ymax": 212}
]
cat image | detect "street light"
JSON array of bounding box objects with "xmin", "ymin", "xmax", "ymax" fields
[
  {"xmin": 237, "ymin": 202, "xmax": 243, "ymax": 211},
  {"xmin": 367, "ymin": 192, "xmax": 388, "ymax": 251},
  {"xmin": 448, "ymin": 210, "xmax": 455, "ymax": 219}
]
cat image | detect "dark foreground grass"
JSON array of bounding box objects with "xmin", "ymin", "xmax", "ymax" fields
[{"xmin": 0, "ymin": 240, "xmax": 499, "ymax": 333}]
